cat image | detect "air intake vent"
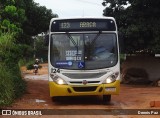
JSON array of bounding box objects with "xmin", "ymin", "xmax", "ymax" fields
[
  {"xmin": 63, "ymin": 72, "xmax": 106, "ymax": 79},
  {"xmin": 72, "ymin": 86, "xmax": 97, "ymax": 92}
]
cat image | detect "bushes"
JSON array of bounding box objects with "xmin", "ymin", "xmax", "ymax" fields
[
  {"xmin": 9, "ymin": 64, "xmax": 26, "ymax": 98},
  {"xmin": 0, "ymin": 64, "xmax": 26, "ymax": 106},
  {"xmin": 12, "ymin": 73, "xmax": 26, "ymax": 99},
  {"xmin": 0, "ymin": 65, "xmax": 14, "ymax": 106},
  {"xmin": 0, "ymin": 63, "xmax": 26, "ymax": 107},
  {"xmin": 26, "ymin": 60, "xmax": 35, "ymax": 70},
  {"xmin": 0, "ymin": 63, "xmax": 26, "ymax": 106},
  {"xmin": 0, "ymin": 32, "xmax": 26, "ymax": 107}
]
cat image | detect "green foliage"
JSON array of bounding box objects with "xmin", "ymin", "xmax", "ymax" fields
[
  {"xmin": 23, "ymin": 2, "xmax": 58, "ymax": 36},
  {"xmin": 0, "ymin": 0, "xmax": 57, "ymax": 107},
  {"xmin": 0, "ymin": 32, "xmax": 26, "ymax": 107},
  {"xmin": 0, "ymin": 65, "xmax": 14, "ymax": 106},
  {"xmin": 26, "ymin": 60, "xmax": 35, "ymax": 70},
  {"xmin": 11, "ymin": 64, "xmax": 26, "ymax": 98},
  {"xmin": 1, "ymin": 0, "xmax": 58, "ymax": 44},
  {"xmin": 34, "ymin": 36, "xmax": 48, "ymax": 60},
  {"xmin": 35, "ymin": 36, "xmax": 46, "ymax": 51},
  {"xmin": 2, "ymin": 19, "xmax": 10, "ymax": 27},
  {"xmin": 18, "ymin": 59, "xmax": 27, "ymax": 67},
  {"xmin": 17, "ymin": 8, "xmax": 26, "ymax": 22},
  {"xmin": 17, "ymin": 44, "xmax": 34, "ymax": 60},
  {"xmin": 1, "ymin": 19, "xmax": 22, "ymax": 32},
  {"xmin": 0, "ymin": 32, "xmax": 15, "ymax": 55},
  {"xmin": 1, "ymin": 4, "xmax": 25, "ymax": 33},
  {"xmin": 4, "ymin": 5, "xmax": 17, "ymax": 15},
  {"xmin": 0, "ymin": 64, "xmax": 26, "ymax": 106},
  {"xmin": 103, "ymin": 0, "xmax": 160, "ymax": 53},
  {"xmin": 0, "ymin": 0, "xmax": 15, "ymax": 6}
]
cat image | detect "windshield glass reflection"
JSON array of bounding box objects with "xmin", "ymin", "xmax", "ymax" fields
[{"xmin": 50, "ymin": 33, "xmax": 118, "ymax": 69}]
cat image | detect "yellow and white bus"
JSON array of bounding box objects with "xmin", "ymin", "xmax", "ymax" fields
[{"xmin": 47, "ymin": 17, "xmax": 120, "ymax": 103}]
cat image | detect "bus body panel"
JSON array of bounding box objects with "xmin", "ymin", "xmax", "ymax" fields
[{"xmin": 49, "ymin": 80, "xmax": 120, "ymax": 97}]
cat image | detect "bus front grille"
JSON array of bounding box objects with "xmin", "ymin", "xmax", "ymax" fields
[
  {"xmin": 63, "ymin": 72, "xmax": 107, "ymax": 79},
  {"xmin": 70, "ymin": 81, "xmax": 100, "ymax": 84},
  {"xmin": 72, "ymin": 86, "xmax": 97, "ymax": 92}
]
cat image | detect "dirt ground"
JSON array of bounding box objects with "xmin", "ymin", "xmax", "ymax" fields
[{"xmin": 1, "ymin": 63, "xmax": 160, "ymax": 118}]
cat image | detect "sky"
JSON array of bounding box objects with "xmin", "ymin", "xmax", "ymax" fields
[{"xmin": 34, "ymin": 0, "xmax": 105, "ymax": 18}]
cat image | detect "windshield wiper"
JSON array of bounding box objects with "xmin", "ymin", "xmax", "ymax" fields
[
  {"xmin": 90, "ymin": 31, "xmax": 101, "ymax": 46},
  {"xmin": 84, "ymin": 31, "xmax": 102, "ymax": 61},
  {"xmin": 66, "ymin": 33, "xmax": 79, "ymax": 56},
  {"xmin": 66, "ymin": 33, "xmax": 77, "ymax": 47}
]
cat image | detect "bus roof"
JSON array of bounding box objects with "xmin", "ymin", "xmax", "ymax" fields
[{"xmin": 50, "ymin": 16, "xmax": 116, "ymax": 22}]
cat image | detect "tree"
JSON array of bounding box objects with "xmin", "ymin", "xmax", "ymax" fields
[
  {"xmin": 22, "ymin": 1, "xmax": 57, "ymax": 36},
  {"xmin": 0, "ymin": 0, "xmax": 58, "ymax": 44},
  {"xmin": 102, "ymin": 0, "xmax": 160, "ymax": 53},
  {"xmin": 0, "ymin": 0, "xmax": 57, "ymax": 106},
  {"xmin": 20, "ymin": 0, "xmax": 58, "ymax": 44},
  {"xmin": 34, "ymin": 35, "xmax": 48, "ymax": 61}
]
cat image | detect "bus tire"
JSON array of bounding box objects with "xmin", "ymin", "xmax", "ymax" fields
[
  {"xmin": 103, "ymin": 95, "xmax": 111, "ymax": 104},
  {"xmin": 51, "ymin": 96, "xmax": 59, "ymax": 102}
]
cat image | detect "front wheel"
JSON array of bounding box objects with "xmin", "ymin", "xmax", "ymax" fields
[
  {"xmin": 51, "ymin": 96, "xmax": 61, "ymax": 102},
  {"xmin": 103, "ymin": 95, "xmax": 111, "ymax": 104},
  {"xmin": 33, "ymin": 69, "xmax": 38, "ymax": 75}
]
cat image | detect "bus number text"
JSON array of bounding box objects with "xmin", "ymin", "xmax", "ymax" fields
[{"xmin": 60, "ymin": 22, "xmax": 70, "ymax": 29}]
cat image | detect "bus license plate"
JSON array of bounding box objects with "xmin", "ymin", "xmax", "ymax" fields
[{"xmin": 105, "ymin": 87, "xmax": 116, "ymax": 92}]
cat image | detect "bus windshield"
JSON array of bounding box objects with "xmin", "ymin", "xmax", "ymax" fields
[{"xmin": 50, "ymin": 33, "xmax": 118, "ymax": 70}]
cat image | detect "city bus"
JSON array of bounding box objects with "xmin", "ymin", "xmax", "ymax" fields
[{"xmin": 47, "ymin": 17, "xmax": 120, "ymax": 103}]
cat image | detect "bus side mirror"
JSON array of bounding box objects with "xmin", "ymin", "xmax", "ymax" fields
[{"xmin": 44, "ymin": 34, "xmax": 49, "ymax": 46}]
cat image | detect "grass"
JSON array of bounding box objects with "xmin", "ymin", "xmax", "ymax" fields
[
  {"xmin": 0, "ymin": 64, "xmax": 26, "ymax": 107},
  {"xmin": 0, "ymin": 65, "xmax": 14, "ymax": 106},
  {"xmin": 0, "ymin": 32, "xmax": 26, "ymax": 107}
]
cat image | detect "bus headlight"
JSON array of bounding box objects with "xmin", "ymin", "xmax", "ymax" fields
[
  {"xmin": 50, "ymin": 74, "xmax": 67, "ymax": 85},
  {"xmin": 103, "ymin": 72, "xmax": 119, "ymax": 84},
  {"xmin": 55, "ymin": 78, "xmax": 67, "ymax": 85}
]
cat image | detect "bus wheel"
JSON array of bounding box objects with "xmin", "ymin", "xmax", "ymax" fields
[
  {"xmin": 103, "ymin": 95, "xmax": 111, "ymax": 104},
  {"xmin": 51, "ymin": 97, "xmax": 59, "ymax": 102}
]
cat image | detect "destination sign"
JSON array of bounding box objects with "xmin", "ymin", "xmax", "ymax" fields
[
  {"xmin": 51, "ymin": 19, "xmax": 116, "ymax": 32},
  {"xmin": 60, "ymin": 22, "xmax": 97, "ymax": 29}
]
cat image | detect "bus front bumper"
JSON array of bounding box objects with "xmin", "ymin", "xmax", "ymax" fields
[{"xmin": 49, "ymin": 80, "xmax": 120, "ymax": 97}]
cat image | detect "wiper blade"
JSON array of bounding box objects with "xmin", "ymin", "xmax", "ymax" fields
[
  {"xmin": 91, "ymin": 31, "xmax": 101, "ymax": 46},
  {"xmin": 66, "ymin": 33, "xmax": 78, "ymax": 48},
  {"xmin": 66, "ymin": 33, "xmax": 79, "ymax": 56}
]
